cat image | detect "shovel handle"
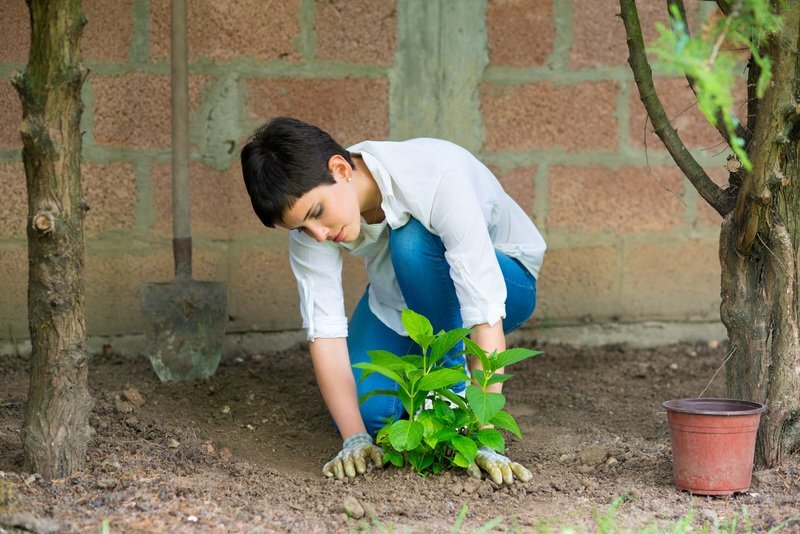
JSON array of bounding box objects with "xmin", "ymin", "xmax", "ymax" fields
[{"xmin": 172, "ymin": 0, "xmax": 191, "ymax": 277}]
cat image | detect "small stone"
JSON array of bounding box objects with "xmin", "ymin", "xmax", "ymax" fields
[
  {"xmin": 221, "ymin": 405, "xmax": 231, "ymax": 414},
  {"xmin": 576, "ymin": 465, "xmax": 594, "ymax": 474},
  {"xmin": 24, "ymin": 474, "xmax": 37, "ymax": 485},
  {"xmin": 201, "ymin": 443, "xmax": 215, "ymax": 456},
  {"xmin": 581, "ymin": 477, "xmax": 599, "ymax": 490},
  {"xmin": 669, "ymin": 363, "xmax": 679, "ymax": 370},
  {"xmin": 559, "ymin": 453, "xmax": 575, "ymax": 463},
  {"xmin": 96, "ymin": 477, "xmax": 117, "ymax": 489},
  {"xmin": 463, "ymin": 478, "xmax": 481, "ymax": 494},
  {"xmin": 343, "ymin": 495, "xmax": 365, "ymax": 519},
  {"xmin": 168, "ymin": 439, "xmax": 180, "ymax": 448},
  {"xmin": 121, "ymin": 388, "xmax": 145, "ymax": 407},
  {"xmin": 606, "ymin": 457, "xmax": 619, "ymax": 467},
  {"xmin": 219, "ymin": 447, "xmax": 232, "ymax": 460},
  {"xmin": 114, "ymin": 397, "xmax": 134, "ymax": 414},
  {"xmin": 707, "ymin": 340, "xmax": 720, "ymax": 350},
  {"xmin": 579, "ymin": 445, "xmax": 608, "ymax": 466},
  {"xmin": 451, "ymin": 482, "xmax": 463, "ymax": 495}
]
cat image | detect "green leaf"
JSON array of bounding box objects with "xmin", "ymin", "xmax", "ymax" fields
[
  {"xmin": 432, "ymin": 427, "xmax": 458, "ymax": 442},
  {"xmin": 472, "ymin": 368, "xmax": 486, "ymax": 385},
  {"xmin": 450, "ymin": 435, "xmax": 478, "ymax": 464},
  {"xmin": 402, "ymin": 309, "xmax": 434, "ymax": 350},
  {"xmin": 464, "ymin": 338, "xmax": 492, "ymax": 371},
  {"xmin": 436, "ymin": 389, "xmax": 469, "ymax": 412},
  {"xmin": 384, "ymin": 450, "xmax": 404, "ymax": 467},
  {"xmin": 388, "ymin": 420, "xmax": 424, "ymax": 451},
  {"xmin": 452, "ymin": 452, "xmax": 470, "ymax": 468},
  {"xmin": 429, "ymin": 328, "xmax": 469, "ymax": 365},
  {"xmin": 366, "ymin": 349, "xmax": 418, "ymax": 373},
  {"xmin": 433, "ymin": 399, "xmax": 455, "ymax": 424},
  {"xmin": 401, "ymin": 354, "xmax": 425, "ymax": 368},
  {"xmin": 490, "ymin": 411, "xmax": 522, "ymax": 439},
  {"xmin": 465, "ymin": 385, "xmax": 505, "ymax": 424},
  {"xmin": 417, "ymin": 368, "xmax": 468, "ymax": 391},
  {"xmin": 494, "ymin": 348, "xmax": 542, "ymax": 369},
  {"xmin": 485, "ymin": 373, "xmax": 513, "ymax": 387},
  {"xmin": 351, "ymin": 362, "xmax": 407, "ymax": 389},
  {"xmin": 418, "ymin": 454, "xmax": 434, "ymax": 472},
  {"xmin": 357, "ymin": 389, "xmax": 399, "ymax": 406},
  {"xmin": 397, "ymin": 389, "xmax": 415, "ymax": 417},
  {"xmin": 476, "ymin": 428, "xmax": 505, "ymax": 453}
]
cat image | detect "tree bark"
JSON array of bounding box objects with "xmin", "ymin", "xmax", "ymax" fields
[
  {"xmin": 620, "ymin": 0, "xmax": 800, "ymax": 466},
  {"xmin": 12, "ymin": 0, "xmax": 93, "ymax": 479},
  {"xmin": 721, "ymin": 4, "xmax": 800, "ymax": 466}
]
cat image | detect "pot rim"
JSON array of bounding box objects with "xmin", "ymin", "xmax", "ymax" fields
[{"xmin": 662, "ymin": 397, "xmax": 766, "ymax": 416}]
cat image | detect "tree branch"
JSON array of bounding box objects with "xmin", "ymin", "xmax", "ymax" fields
[
  {"xmin": 619, "ymin": 0, "xmax": 734, "ymax": 216},
  {"xmin": 667, "ymin": 0, "xmax": 749, "ymax": 146}
]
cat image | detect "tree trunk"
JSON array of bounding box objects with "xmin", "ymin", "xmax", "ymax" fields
[
  {"xmin": 12, "ymin": 0, "xmax": 93, "ymax": 479},
  {"xmin": 720, "ymin": 5, "xmax": 800, "ymax": 467}
]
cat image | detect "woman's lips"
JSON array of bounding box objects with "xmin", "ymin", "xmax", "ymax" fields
[{"xmin": 333, "ymin": 229, "xmax": 344, "ymax": 243}]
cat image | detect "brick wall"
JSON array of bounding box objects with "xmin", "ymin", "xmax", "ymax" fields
[{"xmin": 0, "ymin": 0, "xmax": 727, "ymax": 344}]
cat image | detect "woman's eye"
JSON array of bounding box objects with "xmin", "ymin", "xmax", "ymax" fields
[{"xmin": 315, "ymin": 206, "xmax": 324, "ymax": 218}]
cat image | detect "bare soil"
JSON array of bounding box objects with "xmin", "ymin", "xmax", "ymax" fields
[{"xmin": 1, "ymin": 339, "xmax": 799, "ymax": 533}]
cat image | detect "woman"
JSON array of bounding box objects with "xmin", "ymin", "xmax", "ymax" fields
[{"xmin": 240, "ymin": 117, "xmax": 546, "ymax": 484}]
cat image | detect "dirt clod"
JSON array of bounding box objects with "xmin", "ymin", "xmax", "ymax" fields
[
  {"xmin": 342, "ymin": 495, "xmax": 365, "ymax": 519},
  {"xmin": 121, "ymin": 387, "xmax": 145, "ymax": 407},
  {"xmin": 579, "ymin": 444, "xmax": 609, "ymax": 466}
]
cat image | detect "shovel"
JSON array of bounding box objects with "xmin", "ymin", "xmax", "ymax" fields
[{"xmin": 141, "ymin": 0, "xmax": 227, "ymax": 382}]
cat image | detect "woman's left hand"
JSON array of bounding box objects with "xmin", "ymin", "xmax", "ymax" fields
[{"xmin": 467, "ymin": 446, "xmax": 533, "ymax": 485}]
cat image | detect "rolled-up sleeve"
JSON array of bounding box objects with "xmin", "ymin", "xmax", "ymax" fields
[
  {"xmin": 288, "ymin": 231, "xmax": 348, "ymax": 340},
  {"xmin": 429, "ymin": 172, "xmax": 506, "ymax": 328}
]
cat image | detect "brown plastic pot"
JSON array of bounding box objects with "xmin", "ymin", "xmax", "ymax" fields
[{"xmin": 663, "ymin": 398, "xmax": 766, "ymax": 496}]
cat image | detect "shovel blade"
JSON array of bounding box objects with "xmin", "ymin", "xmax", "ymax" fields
[{"xmin": 141, "ymin": 278, "xmax": 227, "ymax": 382}]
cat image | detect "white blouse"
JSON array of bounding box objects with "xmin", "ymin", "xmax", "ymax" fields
[{"xmin": 288, "ymin": 138, "xmax": 546, "ymax": 341}]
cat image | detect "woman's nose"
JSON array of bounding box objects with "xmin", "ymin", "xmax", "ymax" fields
[{"xmin": 309, "ymin": 225, "xmax": 327, "ymax": 242}]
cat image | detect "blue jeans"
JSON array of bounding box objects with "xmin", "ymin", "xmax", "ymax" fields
[{"xmin": 347, "ymin": 218, "xmax": 537, "ymax": 437}]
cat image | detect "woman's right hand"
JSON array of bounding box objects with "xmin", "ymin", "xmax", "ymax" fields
[{"xmin": 322, "ymin": 432, "xmax": 384, "ymax": 479}]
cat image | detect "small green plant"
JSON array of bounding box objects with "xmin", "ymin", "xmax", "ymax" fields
[{"xmin": 353, "ymin": 308, "xmax": 541, "ymax": 475}]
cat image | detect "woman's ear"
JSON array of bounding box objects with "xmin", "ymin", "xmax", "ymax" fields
[{"xmin": 327, "ymin": 155, "xmax": 352, "ymax": 182}]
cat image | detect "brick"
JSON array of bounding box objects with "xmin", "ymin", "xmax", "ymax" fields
[
  {"xmin": 695, "ymin": 164, "xmax": 729, "ymax": 228},
  {"xmin": 86, "ymin": 247, "xmax": 226, "ymax": 335},
  {"xmin": 0, "ymin": 163, "xmax": 27, "ymax": 238},
  {"xmin": 229, "ymin": 249, "xmax": 300, "ymax": 332},
  {"xmin": 0, "ymin": 2, "xmax": 29, "ymax": 63},
  {"xmin": 622, "ymin": 240, "xmax": 720, "ymax": 320},
  {"xmin": 0, "ymin": 81, "xmax": 23, "ymax": 150},
  {"xmin": 151, "ymin": 161, "xmax": 255, "ymax": 239},
  {"xmin": 0, "ymin": 248, "xmax": 28, "ymax": 339},
  {"xmin": 571, "ymin": 0, "xmax": 702, "ymax": 68},
  {"xmin": 314, "ymin": 0, "xmax": 396, "ymax": 65},
  {"xmin": 535, "ymin": 245, "xmax": 620, "ymax": 321},
  {"xmin": 246, "ymin": 78, "xmax": 389, "ymax": 147},
  {"xmin": 487, "ymin": 0, "xmax": 553, "ymax": 68},
  {"xmin": 92, "ymin": 74, "xmax": 205, "ymax": 149},
  {"xmin": 149, "ymin": 0, "xmax": 301, "ymax": 62},
  {"xmin": 547, "ymin": 165, "xmax": 685, "ymax": 233},
  {"xmin": 481, "ymin": 81, "xmax": 619, "ymax": 152},
  {"xmin": 629, "ymin": 77, "xmax": 746, "ymax": 151},
  {"xmin": 230, "ymin": 247, "xmax": 369, "ymax": 333},
  {"xmin": 493, "ymin": 165, "xmax": 535, "ymax": 216},
  {"xmin": 82, "ymin": 0, "xmax": 135, "ymax": 62},
  {"xmin": 82, "ymin": 162, "xmax": 137, "ymax": 236}
]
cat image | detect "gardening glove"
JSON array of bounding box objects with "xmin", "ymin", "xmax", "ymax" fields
[
  {"xmin": 322, "ymin": 432, "xmax": 384, "ymax": 480},
  {"xmin": 467, "ymin": 446, "xmax": 533, "ymax": 485}
]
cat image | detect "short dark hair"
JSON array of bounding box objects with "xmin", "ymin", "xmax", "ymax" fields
[{"xmin": 240, "ymin": 117, "xmax": 354, "ymax": 228}]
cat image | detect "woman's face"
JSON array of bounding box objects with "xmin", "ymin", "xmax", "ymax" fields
[{"xmin": 279, "ymin": 176, "xmax": 361, "ymax": 243}]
